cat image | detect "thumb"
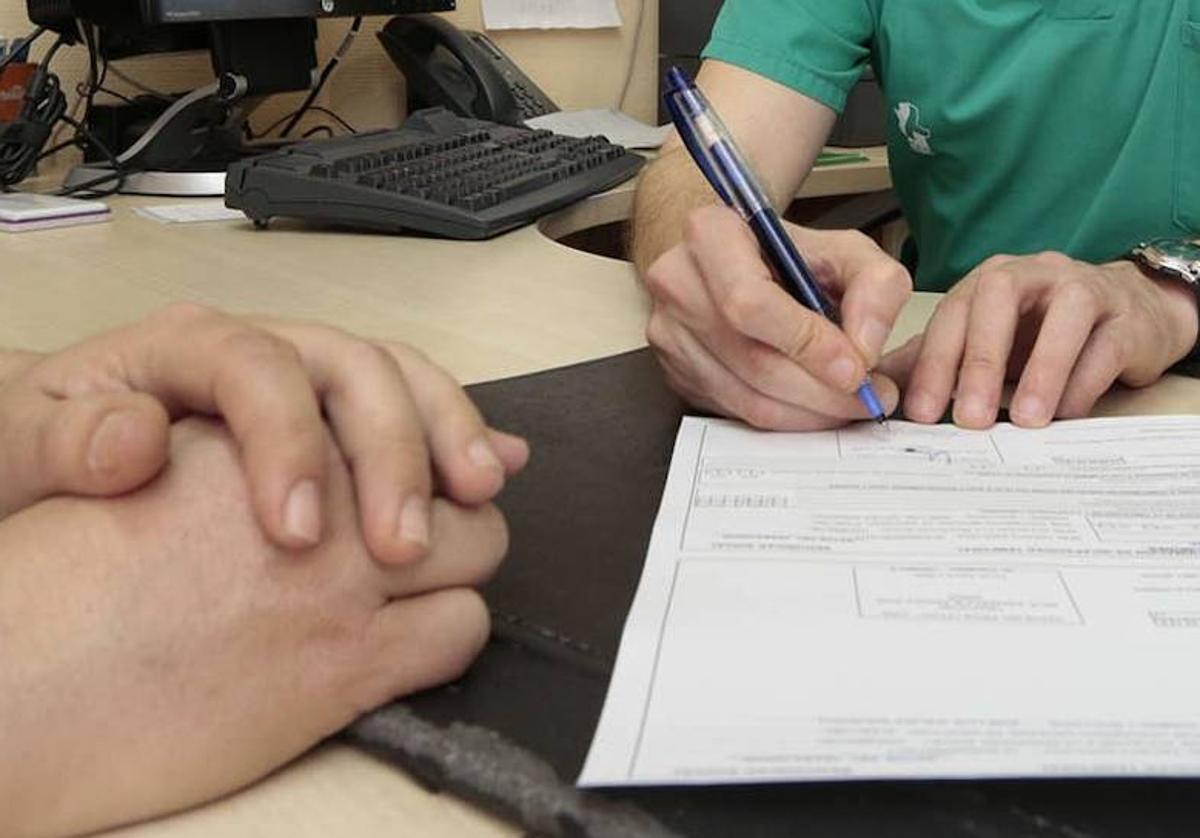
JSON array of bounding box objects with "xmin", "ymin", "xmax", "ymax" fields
[
  {"xmin": 485, "ymin": 428, "xmax": 530, "ymax": 476},
  {"xmin": 0, "ymin": 390, "xmax": 170, "ymax": 518},
  {"xmin": 791, "ymin": 228, "xmax": 913, "ymax": 368}
]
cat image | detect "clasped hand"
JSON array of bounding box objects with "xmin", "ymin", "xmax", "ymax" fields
[
  {"xmin": 0, "ymin": 302, "xmax": 528, "ymax": 551},
  {"xmin": 0, "ymin": 303, "xmax": 532, "ymax": 836},
  {"xmin": 645, "ymin": 207, "xmax": 1199, "ymax": 428}
]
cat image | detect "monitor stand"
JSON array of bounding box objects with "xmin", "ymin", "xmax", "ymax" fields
[
  {"xmin": 63, "ymin": 82, "xmax": 276, "ymax": 198},
  {"xmin": 62, "ymin": 165, "xmax": 229, "ymax": 197}
]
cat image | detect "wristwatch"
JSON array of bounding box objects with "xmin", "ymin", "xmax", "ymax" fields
[{"xmin": 1125, "ymin": 237, "xmax": 1200, "ymax": 363}]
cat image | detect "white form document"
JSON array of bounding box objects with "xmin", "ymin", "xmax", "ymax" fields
[
  {"xmin": 525, "ymin": 109, "xmax": 672, "ymax": 149},
  {"xmin": 481, "ymin": 0, "xmax": 621, "ymax": 30},
  {"xmin": 579, "ymin": 415, "xmax": 1200, "ymax": 786}
]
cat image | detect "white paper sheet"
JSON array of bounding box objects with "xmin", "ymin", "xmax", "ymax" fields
[
  {"xmin": 526, "ymin": 109, "xmax": 671, "ymax": 149},
  {"xmin": 134, "ymin": 202, "xmax": 246, "ymax": 224},
  {"xmin": 482, "ymin": 0, "xmax": 622, "ymax": 30},
  {"xmin": 580, "ymin": 416, "xmax": 1200, "ymax": 786}
]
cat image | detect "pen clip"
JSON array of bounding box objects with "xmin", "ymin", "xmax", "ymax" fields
[
  {"xmin": 665, "ymin": 87, "xmax": 737, "ymax": 208},
  {"xmin": 665, "ymin": 67, "xmax": 773, "ymax": 222}
]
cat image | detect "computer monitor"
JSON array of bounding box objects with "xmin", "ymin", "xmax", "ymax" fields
[
  {"xmin": 27, "ymin": 0, "xmax": 454, "ymax": 195},
  {"xmin": 141, "ymin": 0, "xmax": 456, "ymax": 23}
]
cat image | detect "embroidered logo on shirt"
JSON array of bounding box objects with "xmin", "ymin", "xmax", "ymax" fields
[{"xmin": 895, "ymin": 102, "xmax": 933, "ymax": 156}]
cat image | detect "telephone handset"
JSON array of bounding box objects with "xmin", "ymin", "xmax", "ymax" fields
[{"xmin": 378, "ymin": 15, "xmax": 559, "ymax": 127}]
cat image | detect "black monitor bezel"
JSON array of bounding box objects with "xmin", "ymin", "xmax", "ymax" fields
[{"xmin": 140, "ymin": 0, "xmax": 455, "ymax": 23}]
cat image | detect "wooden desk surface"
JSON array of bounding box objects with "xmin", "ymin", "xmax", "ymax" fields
[
  {"xmin": 801, "ymin": 146, "xmax": 892, "ymax": 199},
  {"xmin": 4, "ymin": 157, "xmax": 1199, "ymax": 836}
]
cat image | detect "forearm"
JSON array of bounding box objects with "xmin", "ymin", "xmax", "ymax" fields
[
  {"xmin": 630, "ymin": 145, "xmax": 719, "ymax": 275},
  {"xmin": 630, "ymin": 59, "xmax": 837, "ymax": 276}
]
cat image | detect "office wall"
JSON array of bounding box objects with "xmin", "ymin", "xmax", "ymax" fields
[{"xmin": 0, "ymin": 0, "xmax": 658, "ymax": 161}]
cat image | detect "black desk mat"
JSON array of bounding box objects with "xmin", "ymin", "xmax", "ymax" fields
[{"xmin": 345, "ymin": 348, "xmax": 1200, "ymax": 837}]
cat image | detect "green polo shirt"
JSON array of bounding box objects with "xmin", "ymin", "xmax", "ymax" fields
[{"xmin": 702, "ymin": 0, "xmax": 1200, "ymax": 292}]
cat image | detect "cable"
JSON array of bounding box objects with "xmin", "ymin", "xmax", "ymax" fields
[
  {"xmin": 254, "ymin": 104, "xmax": 357, "ymax": 140},
  {"xmin": 616, "ymin": 0, "xmax": 646, "ymax": 111},
  {"xmin": 301, "ymin": 125, "xmax": 334, "ymax": 139},
  {"xmin": 113, "ymin": 81, "xmax": 220, "ymax": 165},
  {"xmin": 95, "ymin": 85, "xmax": 137, "ymax": 106},
  {"xmin": 56, "ymin": 113, "xmax": 127, "ymax": 197},
  {"xmin": 304, "ymin": 106, "xmax": 356, "ymax": 135},
  {"xmin": 80, "ymin": 22, "xmax": 101, "ymax": 131},
  {"xmin": 35, "ymin": 136, "xmax": 78, "ymax": 161},
  {"xmin": 279, "ymin": 16, "xmax": 362, "ymax": 138},
  {"xmin": 0, "ymin": 30, "xmax": 69, "ymax": 190},
  {"xmin": 105, "ymin": 63, "xmax": 173, "ymax": 101}
]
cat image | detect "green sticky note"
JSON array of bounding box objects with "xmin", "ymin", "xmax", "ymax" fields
[{"xmin": 815, "ymin": 151, "xmax": 870, "ymax": 167}]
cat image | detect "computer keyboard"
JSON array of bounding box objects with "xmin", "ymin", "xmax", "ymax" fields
[{"xmin": 225, "ymin": 108, "xmax": 644, "ymax": 240}]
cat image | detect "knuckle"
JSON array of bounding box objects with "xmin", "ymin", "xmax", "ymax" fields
[
  {"xmin": 741, "ymin": 343, "xmax": 777, "ymax": 386},
  {"xmin": 979, "ymin": 253, "xmax": 1015, "ymax": 272},
  {"xmin": 1054, "ymin": 278, "xmax": 1100, "ymax": 316},
  {"xmin": 152, "ymin": 301, "xmax": 217, "ymax": 328},
  {"xmin": 933, "ymin": 292, "xmax": 969, "ymax": 321},
  {"xmin": 346, "ymin": 339, "xmax": 399, "ymax": 378},
  {"xmin": 722, "ymin": 282, "xmax": 769, "ymax": 332},
  {"xmin": 973, "ymin": 266, "xmax": 1015, "ymax": 297},
  {"xmin": 781, "ymin": 316, "xmax": 821, "ymax": 363},
  {"xmin": 643, "ymin": 257, "xmax": 681, "ymax": 302},
  {"xmin": 1034, "ymin": 250, "xmax": 1072, "ymax": 271},
  {"xmin": 884, "ymin": 263, "xmax": 914, "ymax": 294},
  {"xmin": 644, "ymin": 313, "xmax": 666, "ymax": 347},
  {"xmin": 960, "ymin": 346, "xmax": 1004, "ymax": 374},
  {"xmin": 219, "ymin": 328, "xmax": 299, "ymax": 369},
  {"xmin": 398, "ymin": 341, "xmax": 432, "ymax": 367},
  {"xmin": 838, "ymin": 229, "xmax": 873, "ymax": 250},
  {"xmin": 739, "ymin": 394, "xmax": 785, "ymax": 430},
  {"xmin": 644, "ymin": 312, "xmax": 679, "ymax": 354}
]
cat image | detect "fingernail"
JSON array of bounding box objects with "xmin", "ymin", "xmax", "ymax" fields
[
  {"xmin": 1011, "ymin": 394, "xmax": 1047, "ymax": 426},
  {"xmin": 397, "ymin": 495, "xmax": 430, "ymax": 547},
  {"xmin": 284, "ymin": 480, "xmax": 322, "ymax": 546},
  {"xmin": 88, "ymin": 410, "xmax": 137, "ymax": 477},
  {"xmin": 906, "ymin": 392, "xmax": 939, "ymax": 423},
  {"xmin": 826, "ymin": 356, "xmax": 860, "ymax": 391},
  {"xmin": 467, "ymin": 436, "xmax": 502, "ymax": 472},
  {"xmin": 956, "ymin": 395, "xmax": 991, "ymax": 427},
  {"xmin": 855, "ymin": 318, "xmax": 890, "ymax": 361}
]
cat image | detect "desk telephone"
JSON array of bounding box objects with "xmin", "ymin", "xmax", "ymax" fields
[{"xmin": 379, "ymin": 15, "xmax": 559, "ymax": 126}]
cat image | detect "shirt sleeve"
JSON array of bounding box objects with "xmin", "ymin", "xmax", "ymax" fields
[{"xmin": 701, "ymin": 0, "xmax": 875, "ymax": 112}]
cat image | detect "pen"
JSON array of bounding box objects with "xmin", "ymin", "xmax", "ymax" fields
[{"xmin": 663, "ymin": 65, "xmax": 887, "ymax": 423}]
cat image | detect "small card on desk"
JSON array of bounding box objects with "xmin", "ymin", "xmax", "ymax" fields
[{"xmin": 0, "ymin": 193, "xmax": 111, "ymax": 233}]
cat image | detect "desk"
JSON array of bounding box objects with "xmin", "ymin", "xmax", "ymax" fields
[
  {"xmin": 3, "ymin": 165, "xmax": 1199, "ymax": 837},
  {"xmin": 800, "ymin": 145, "xmax": 891, "ymax": 199}
]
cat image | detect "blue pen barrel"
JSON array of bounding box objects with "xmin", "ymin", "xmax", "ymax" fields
[
  {"xmin": 746, "ymin": 209, "xmax": 837, "ymax": 320},
  {"xmin": 708, "ymin": 138, "xmax": 838, "ymax": 320},
  {"xmin": 663, "ymin": 64, "xmax": 887, "ymax": 421}
]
